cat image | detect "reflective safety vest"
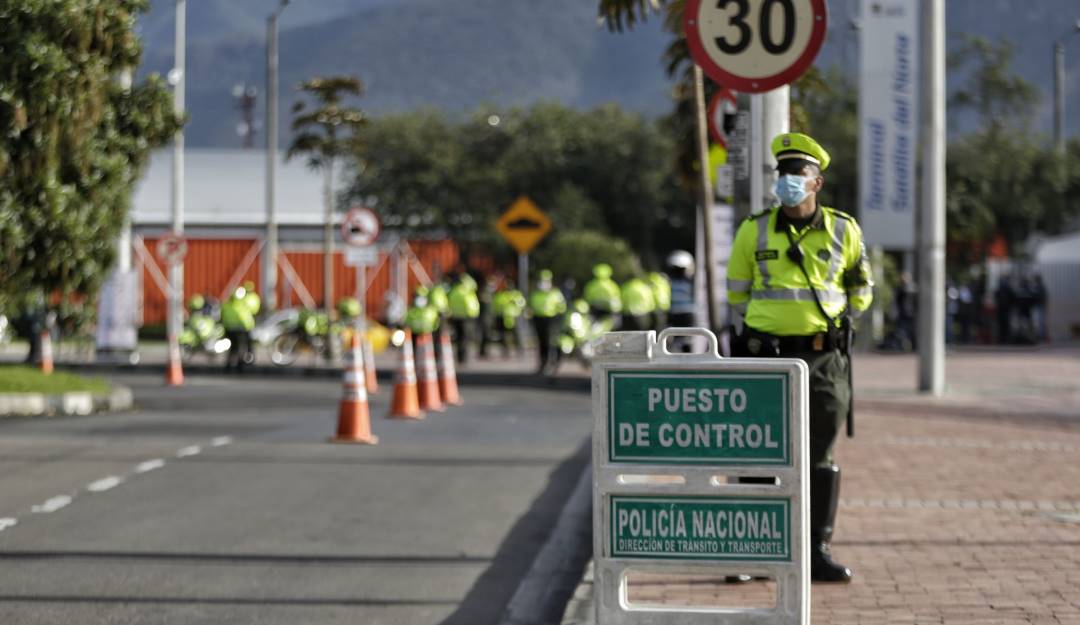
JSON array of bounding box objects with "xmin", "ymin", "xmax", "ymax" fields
[
  {"xmin": 648, "ymin": 272, "xmax": 671, "ymax": 312},
  {"xmin": 584, "ymin": 277, "xmax": 622, "ymax": 314},
  {"xmin": 221, "ymin": 297, "xmax": 255, "ymax": 331},
  {"xmin": 492, "ymin": 290, "xmax": 526, "ymax": 329},
  {"xmin": 727, "ymin": 206, "xmax": 873, "ymax": 336},
  {"xmin": 620, "ymin": 278, "xmax": 656, "ymax": 317},
  {"xmin": 448, "ymin": 283, "xmax": 480, "ymax": 319},
  {"xmin": 529, "ymin": 287, "xmax": 566, "ymax": 318},
  {"xmin": 405, "ymin": 304, "xmax": 440, "ymax": 334},
  {"xmin": 243, "ymin": 291, "xmax": 261, "ymax": 316}
]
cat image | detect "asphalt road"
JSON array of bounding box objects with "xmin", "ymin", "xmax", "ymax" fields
[{"xmin": 0, "ymin": 372, "xmax": 592, "ymax": 625}]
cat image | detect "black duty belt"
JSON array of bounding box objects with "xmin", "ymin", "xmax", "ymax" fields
[{"xmin": 742, "ymin": 326, "xmax": 845, "ymax": 356}]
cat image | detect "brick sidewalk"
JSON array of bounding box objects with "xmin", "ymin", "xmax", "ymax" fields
[{"xmin": 564, "ymin": 349, "xmax": 1080, "ymax": 625}]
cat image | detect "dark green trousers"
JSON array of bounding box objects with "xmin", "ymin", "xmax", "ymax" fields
[{"xmin": 792, "ymin": 349, "xmax": 851, "ymax": 468}]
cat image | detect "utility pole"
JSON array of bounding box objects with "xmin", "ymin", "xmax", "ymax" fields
[
  {"xmin": 168, "ymin": 0, "xmax": 186, "ymax": 383},
  {"xmin": 1053, "ymin": 21, "xmax": 1080, "ymax": 153},
  {"xmin": 760, "ymin": 87, "xmax": 789, "ymax": 202},
  {"xmin": 324, "ymin": 157, "xmax": 335, "ymax": 321},
  {"xmin": 265, "ymin": 0, "xmax": 290, "ymax": 311},
  {"xmin": 918, "ymin": 0, "xmax": 945, "ymax": 396}
]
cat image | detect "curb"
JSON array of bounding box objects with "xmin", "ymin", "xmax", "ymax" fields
[
  {"xmin": 499, "ymin": 461, "xmax": 593, "ymax": 625},
  {"xmin": 0, "ymin": 385, "xmax": 133, "ymax": 418},
  {"xmin": 47, "ymin": 361, "xmax": 594, "ymax": 393}
]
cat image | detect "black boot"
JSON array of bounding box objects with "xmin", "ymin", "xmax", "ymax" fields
[{"xmin": 810, "ymin": 465, "xmax": 853, "ymax": 583}]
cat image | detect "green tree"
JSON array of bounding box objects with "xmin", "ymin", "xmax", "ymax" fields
[
  {"xmin": 0, "ymin": 0, "xmax": 180, "ymax": 307},
  {"xmin": 287, "ymin": 75, "xmax": 366, "ymax": 313},
  {"xmin": 533, "ymin": 230, "xmax": 644, "ymax": 289}
]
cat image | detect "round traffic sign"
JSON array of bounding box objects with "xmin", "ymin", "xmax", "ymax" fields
[
  {"xmin": 341, "ymin": 207, "xmax": 380, "ymax": 248},
  {"xmin": 684, "ymin": 0, "xmax": 828, "ymax": 94},
  {"xmin": 708, "ymin": 88, "xmax": 738, "ymax": 147},
  {"xmin": 156, "ymin": 234, "xmax": 188, "ymax": 266}
]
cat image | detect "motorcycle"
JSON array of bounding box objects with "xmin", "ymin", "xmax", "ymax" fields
[
  {"xmin": 179, "ymin": 313, "xmax": 231, "ymax": 361},
  {"xmin": 255, "ymin": 308, "xmax": 336, "ymax": 366}
]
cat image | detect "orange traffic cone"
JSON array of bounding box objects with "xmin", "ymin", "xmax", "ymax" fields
[
  {"xmin": 437, "ymin": 327, "xmax": 463, "ymax": 406},
  {"xmin": 415, "ymin": 332, "xmax": 445, "ymax": 413},
  {"xmin": 165, "ymin": 335, "xmax": 183, "ymax": 386},
  {"xmin": 388, "ymin": 328, "xmax": 424, "ymax": 420},
  {"xmin": 39, "ymin": 331, "xmax": 53, "ymax": 375},
  {"xmin": 361, "ymin": 332, "xmax": 378, "ymax": 394},
  {"xmin": 331, "ymin": 333, "xmax": 378, "ymax": 444}
]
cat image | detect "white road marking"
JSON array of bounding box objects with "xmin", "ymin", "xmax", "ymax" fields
[
  {"xmin": 32, "ymin": 495, "xmax": 73, "ymax": 514},
  {"xmin": 86, "ymin": 476, "xmax": 124, "ymax": 493},
  {"xmin": 0, "ymin": 518, "xmax": 17, "ymax": 532},
  {"xmin": 175, "ymin": 445, "xmax": 201, "ymax": 458},
  {"xmin": 134, "ymin": 459, "xmax": 166, "ymax": 473},
  {"xmin": 210, "ymin": 436, "xmax": 233, "ymax": 447}
]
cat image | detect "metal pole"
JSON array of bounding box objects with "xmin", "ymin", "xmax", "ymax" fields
[
  {"xmin": 692, "ymin": 65, "xmax": 719, "ymax": 333},
  {"xmin": 749, "ymin": 94, "xmax": 764, "ymax": 214},
  {"xmin": 169, "ymin": 0, "xmax": 186, "ymax": 357},
  {"xmin": 518, "ymin": 253, "xmax": 529, "ymax": 295},
  {"xmin": 265, "ymin": 9, "xmax": 281, "ymax": 310},
  {"xmin": 1055, "ymin": 42, "xmax": 1066, "ymax": 154},
  {"xmin": 918, "ymin": 0, "xmax": 945, "ymax": 395},
  {"xmin": 323, "ymin": 159, "xmax": 334, "ymax": 318},
  {"xmin": 761, "ymin": 86, "xmax": 790, "ymax": 203}
]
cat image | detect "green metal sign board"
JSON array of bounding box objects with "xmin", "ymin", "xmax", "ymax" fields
[
  {"xmin": 609, "ymin": 495, "xmax": 791, "ymax": 562},
  {"xmin": 607, "ymin": 371, "xmax": 789, "ymax": 465}
]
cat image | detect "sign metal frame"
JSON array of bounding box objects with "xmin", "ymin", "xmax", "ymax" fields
[{"xmin": 592, "ymin": 328, "xmax": 809, "ymax": 625}]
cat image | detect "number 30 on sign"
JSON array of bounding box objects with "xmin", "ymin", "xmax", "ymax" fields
[{"xmin": 684, "ymin": 0, "xmax": 828, "ymax": 93}]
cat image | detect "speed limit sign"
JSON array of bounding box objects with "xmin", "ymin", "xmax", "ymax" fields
[{"xmin": 685, "ymin": 0, "xmax": 828, "ymax": 93}]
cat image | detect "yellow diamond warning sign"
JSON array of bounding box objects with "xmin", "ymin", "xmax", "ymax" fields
[{"xmin": 496, "ymin": 196, "xmax": 551, "ymax": 254}]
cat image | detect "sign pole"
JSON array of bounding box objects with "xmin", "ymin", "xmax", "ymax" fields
[
  {"xmin": 918, "ymin": 0, "xmax": 945, "ymax": 395},
  {"xmin": 693, "ymin": 65, "xmax": 720, "ymax": 333},
  {"xmin": 518, "ymin": 253, "xmax": 529, "ymax": 296}
]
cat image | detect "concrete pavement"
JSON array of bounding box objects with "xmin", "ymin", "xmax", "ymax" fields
[{"xmin": 0, "ymin": 373, "xmax": 593, "ymax": 624}]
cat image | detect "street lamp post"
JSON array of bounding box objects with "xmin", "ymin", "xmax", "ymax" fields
[
  {"xmin": 168, "ymin": 0, "xmax": 186, "ymax": 383},
  {"xmin": 265, "ymin": 0, "xmax": 290, "ymax": 311},
  {"xmin": 1053, "ymin": 20, "xmax": 1080, "ymax": 154}
]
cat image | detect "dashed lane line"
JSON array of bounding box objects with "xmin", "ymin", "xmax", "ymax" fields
[
  {"xmin": 175, "ymin": 445, "xmax": 202, "ymax": 458},
  {"xmin": 134, "ymin": 459, "xmax": 166, "ymax": 474},
  {"xmin": 4, "ymin": 438, "xmax": 234, "ymax": 534},
  {"xmin": 31, "ymin": 495, "xmax": 73, "ymax": 514},
  {"xmin": 86, "ymin": 476, "xmax": 124, "ymax": 493}
]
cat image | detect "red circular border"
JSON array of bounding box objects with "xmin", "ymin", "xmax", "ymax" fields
[
  {"xmin": 342, "ymin": 206, "xmax": 381, "ymax": 247},
  {"xmin": 684, "ymin": 0, "xmax": 828, "ymax": 94},
  {"xmin": 707, "ymin": 88, "xmax": 738, "ymax": 146}
]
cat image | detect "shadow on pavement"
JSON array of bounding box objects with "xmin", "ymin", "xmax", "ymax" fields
[{"xmin": 439, "ymin": 439, "xmax": 591, "ymax": 625}]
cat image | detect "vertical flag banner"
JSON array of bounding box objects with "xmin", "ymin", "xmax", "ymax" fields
[{"xmin": 859, "ymin": 0, "xmax": 919, "ymax": 250}]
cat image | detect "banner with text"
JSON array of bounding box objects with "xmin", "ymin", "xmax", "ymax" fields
[{"xmin": 858, "ymin": 0, "xmax": 919, "ymax": 250}]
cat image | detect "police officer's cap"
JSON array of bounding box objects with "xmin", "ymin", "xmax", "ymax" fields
[
  {"xmin": 539, "ymin": 269, "xmax": 553, "ymax": 281},
  {"xmin": 593, "ymin": 264, "xmax": 613, "ymax": 279},
  {"xmin": 771, "ymin": 133, "xmax": 830, "ymax": 172}
]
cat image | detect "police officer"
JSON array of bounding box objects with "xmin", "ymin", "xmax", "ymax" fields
[
  {"xmin": 647, "ymin": 271, "xmax": 671, "ymax": 331},
  {"xmin": 529, "ymin": 269, "xmax": 566, "ymax": 375},
  {"xmin": 492, "ymin": 285, "xmax": 526, "ymax": 357},
  {"xmin": 620, "ymin": 276, "xmax": 656, "ymax": 332},
  {"xmin": 404, "ymin": 287, "xmax": 440, "ymax": 354},
  {"xmin": 221, "ymin": 286, "xmax": 256, "ymax": 372},
  {"xmin": 448, "ymin": 273, "xmax": 480, "ymax": 364},
  {"xmin": 583, "ymin": 264, "xmax": 622, "ymax": 327},
  {"xmin": 727, "ymin": 133, "xmax": 873, "ymax": 584}
]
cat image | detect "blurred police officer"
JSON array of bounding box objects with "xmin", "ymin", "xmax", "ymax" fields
[
  {"xmin": 727, "ymin": 133, "xmax": 873, "ymax": 583},
  {"xmin": 529, "ymin": 269, "xmax": 566, "ymax": 375}
]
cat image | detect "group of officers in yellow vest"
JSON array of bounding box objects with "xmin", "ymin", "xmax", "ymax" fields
[{"xmin": 403, "ymin": 265, "xmax": 676, "ymax": 376}]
